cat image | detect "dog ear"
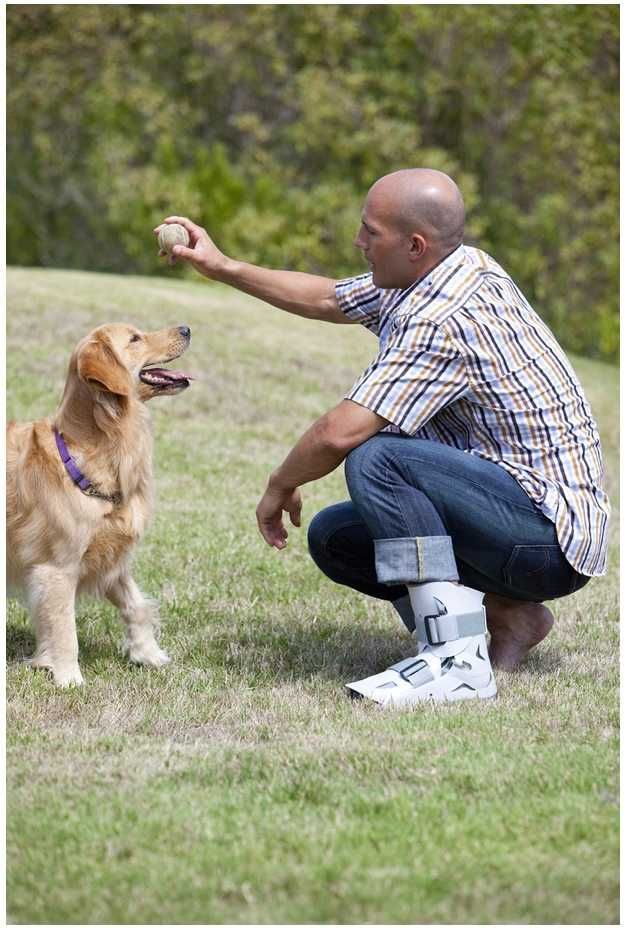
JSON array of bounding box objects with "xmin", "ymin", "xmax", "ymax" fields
[{"xmin": 77, "ymin": 338, "xmax": 131, "ymax": 397}]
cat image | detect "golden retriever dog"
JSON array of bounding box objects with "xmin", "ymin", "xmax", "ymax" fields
[{"xmin": 7, "ymin": 323, "xmax": 192, "ymax": 687}]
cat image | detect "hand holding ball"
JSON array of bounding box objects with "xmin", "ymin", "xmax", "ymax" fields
[{"xmin": 158, "ymin": 223, "xmax": 190, "ymax": 264}]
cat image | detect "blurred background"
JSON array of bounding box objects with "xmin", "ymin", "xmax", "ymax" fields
[{"xmin": 7, "ymin": 4, "xmax": 618, "ymax": 361}]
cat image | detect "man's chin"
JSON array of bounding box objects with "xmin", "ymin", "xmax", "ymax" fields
[{"xmin": 370, "ymin": 267, "xmax": 392, "ymax": 288}]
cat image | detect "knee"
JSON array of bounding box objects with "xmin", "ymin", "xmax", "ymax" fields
[
  {"xmin": 307, "ymin": 505, "xmax": 343, "ymax": 568},
  {"xmin": 307, "ymin": 501, "xmax": 358, "ymax": 569},
  {"xmin": 307, "ymin": 509, "xmax": 327, "ymax": 564}
]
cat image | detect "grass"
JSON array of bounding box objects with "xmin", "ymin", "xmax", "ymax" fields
[{"xmin": 6, "ymin": 265, "xmax": 619, "ymax": 924}]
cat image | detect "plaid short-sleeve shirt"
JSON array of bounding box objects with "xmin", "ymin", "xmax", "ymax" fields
[{"xmin": 336, "ymin": 245, "xmax": 610, "ymax": 577}]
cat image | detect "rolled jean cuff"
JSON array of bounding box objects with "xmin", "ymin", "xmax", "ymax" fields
[{"xmin": 374, "ymin": 536, "xmax": 459, "ymax": 585}]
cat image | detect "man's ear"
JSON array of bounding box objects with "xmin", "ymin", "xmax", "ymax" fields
[
  {"xmin": 408, "ymin": 233, "xmax": 427, "ymax": 260},
  {"xmin": 77, "ymin": 338, "xmax": 131, "ymax": 397}
]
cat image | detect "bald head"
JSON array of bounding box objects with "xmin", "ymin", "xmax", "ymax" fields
[{"xmin": 369, "ymin": 169, "xmax": 465, "ymax": 254}]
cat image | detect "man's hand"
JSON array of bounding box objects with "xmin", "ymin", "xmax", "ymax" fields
[
  {"xmin": 256, "ymin": 483, "xmax": 303, "ymax": 550},
  {"xmin": 256, "ymin": 401, "xmax": 389, "ymax": 551},
  {"xmin": 154, "ymin": 216, "xmax": 228, "ymax": 279},
  {"xmin": 154, "ymin": 215, "xmax": 345, "ymax": 322}
]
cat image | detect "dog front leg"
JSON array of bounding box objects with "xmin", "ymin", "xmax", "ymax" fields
[
  {"xmin": 26, "ymin": 565, "xmax": 83, "ymax": 687},
  {"xmin": 106, "ymin": 573, "xmax": 171, "ymax": 668}
]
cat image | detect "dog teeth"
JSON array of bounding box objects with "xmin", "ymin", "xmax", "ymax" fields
[{"xmin": 139, "ymin": 366, "xmax": 191, "ymax": 390}]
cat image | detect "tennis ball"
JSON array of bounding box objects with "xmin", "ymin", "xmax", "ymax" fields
[{"xmin": 158, "ymin": 223, "xmax": 190, "ymax": 255}]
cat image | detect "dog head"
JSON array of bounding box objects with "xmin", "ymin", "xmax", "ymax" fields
[{"xmin": 75, "ymin": 323, "xmax": 192, "ymax": 406}]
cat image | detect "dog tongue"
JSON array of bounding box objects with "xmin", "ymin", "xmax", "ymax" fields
[{"xmin": 149, "ymin": 368, "xmax": 193, "ymax": 381}]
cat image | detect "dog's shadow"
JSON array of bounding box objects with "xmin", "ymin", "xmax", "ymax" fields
[
  {"xmin": 6, "ymin": 612, "xmax": 124, "ymax": 669},
  {"xmin": 6, "ymin": 620, "xmax": 35, "ymax": 663}
]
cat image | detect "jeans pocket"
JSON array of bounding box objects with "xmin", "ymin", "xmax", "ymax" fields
[{"xmin": 502, "ymin": 544, "xmax": 565, "ymax": 599}]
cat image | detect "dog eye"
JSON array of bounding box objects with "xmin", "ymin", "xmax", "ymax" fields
[{"xmin": 129, "ymin": 334, "xmax": 142, "ymax": 343}]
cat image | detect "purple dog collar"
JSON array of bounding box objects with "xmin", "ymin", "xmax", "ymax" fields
[
  {"xmin": 54, "ymin": 428, "xmax": 121, "ymax": 504},
  {"xmin": 54, "ymin": 428, "xmax": 91, "ymax": 491}
]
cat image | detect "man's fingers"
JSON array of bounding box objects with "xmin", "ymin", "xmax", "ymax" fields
[
  {"xmin": 288, "ymin": 502, "xmax": 302, "ymax": 527},
  {"xmin": 256, "ymin": 504, "xmax": 286, "ymax": 549},
  {"xmin": 171, "ymin": 245, "xmax": 195, "ymax": 262},
  {"xmin": 256, "ymin": 488, "xmax": 301, "ymax": 550},
  {"xmin": 271, "ymin": 532, "xmax": 288, "ymax": 550},
  {"xmin": 258, "ymin": 520, "xmax": 288, "ymax": 549},
  {"xmin": 158, "ymin": 216, "xmax": 206, "ymax": 239}
]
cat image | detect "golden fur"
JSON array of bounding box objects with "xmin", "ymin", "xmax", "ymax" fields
[{"xmin": 7, "ymin": 322, "xmax": 191, "ymax": 686}]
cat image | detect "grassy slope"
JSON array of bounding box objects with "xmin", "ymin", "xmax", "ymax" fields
[{"xmin": 6, "ymin": 267, "xmax": 619, "ymax": 924}]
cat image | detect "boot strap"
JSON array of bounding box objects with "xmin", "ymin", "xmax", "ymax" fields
[
  {"xmin": 389, "ymin": 655, "xmax": 437, "ymax": 688},
  {"xmin": 416, "ymin": 606, "xmax": 486, "ymax": 646}
]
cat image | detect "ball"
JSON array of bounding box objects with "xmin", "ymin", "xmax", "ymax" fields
[{"xmin": 158, "ymin": 223, "xmax": 190, "ymax": 255}]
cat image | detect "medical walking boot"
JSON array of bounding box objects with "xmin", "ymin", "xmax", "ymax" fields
[{"xmin": 346, "ymin": 582, "xmax": 497, "ymax": 707}]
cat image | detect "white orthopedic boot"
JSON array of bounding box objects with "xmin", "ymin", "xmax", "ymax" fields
[{"xmin": 346, "ymin": 582, "xmax": 497, "ymax": 707}]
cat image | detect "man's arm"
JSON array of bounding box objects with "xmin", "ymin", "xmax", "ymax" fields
[
  {"xmin": 154, "ymin": 216, "xmax": 351, "ymax": 324},
  {"xmin": 256, "ymin": 399, "xmax": 389, "ymax": 549}
]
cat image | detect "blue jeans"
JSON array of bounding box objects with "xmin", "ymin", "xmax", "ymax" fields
[{"xmin": 308, "ymin": 436, "xmax": 588, "ymax": 623}]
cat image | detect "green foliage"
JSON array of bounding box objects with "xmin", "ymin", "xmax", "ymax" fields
[{"xmin": 6, "ymin": 4, "xmax": 618, "ymax": 360}]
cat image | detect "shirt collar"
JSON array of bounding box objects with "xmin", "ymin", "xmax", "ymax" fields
[
  {"xmin": 386, "ymin": 244, "xmax": 466, "ymax": 313},
  {"xmin": 414, "ymin": 243, "xmax": 466, "ymax": 289}
]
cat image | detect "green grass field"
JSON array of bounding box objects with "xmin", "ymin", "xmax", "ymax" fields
[{"xmin": 6, "ymin": 266, "xmax": 619, "ymax": 924}]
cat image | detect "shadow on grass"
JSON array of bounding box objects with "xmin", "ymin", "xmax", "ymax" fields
[
  {"xmin": 6, "ymin": 622, "xmax": 35, "ymax": 662},
  {"xmin": 7, "ymin": 606, "xmax": 564, "ymax": 686},
  {"xmin": 182, "ymin": 607, "xmax": 414, "ymax": 685},
  {"xmin": 522, "ymin": 645, "xmax": 565, "ymax": 674},
  {"xmin": 6, "ymin": 620, "xmax": 123, "ymax": 667}
]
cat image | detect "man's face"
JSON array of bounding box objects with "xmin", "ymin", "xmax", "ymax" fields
[{"xmin": 354, "ymin": 192, "xmax": 415, "ymax": 289}]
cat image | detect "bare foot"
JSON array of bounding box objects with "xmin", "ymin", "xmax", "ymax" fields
[{"xmin": 484, "ymin": 594, "xmax": 554, "ymax": 671}]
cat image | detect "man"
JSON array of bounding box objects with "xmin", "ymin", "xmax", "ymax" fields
[{"xmin": 155, "ymin": 168, "xmax": 609, "ymax": 707}]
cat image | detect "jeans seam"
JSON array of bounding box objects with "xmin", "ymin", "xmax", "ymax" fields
[{"xmin": 383, "ymin": 460, "xmax": 423, "ymax": 540}]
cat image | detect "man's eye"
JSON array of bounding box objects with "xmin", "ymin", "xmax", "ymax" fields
[{"xmin": 130, "ymin": 334, "xmax": 142, "ymax": 343}]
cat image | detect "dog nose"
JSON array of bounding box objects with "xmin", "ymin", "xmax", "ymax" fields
[{"xmin": 178, "ymin": 326, "xmax": 191, "ymax": 339}]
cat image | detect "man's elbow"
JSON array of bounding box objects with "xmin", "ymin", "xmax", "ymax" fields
[{"xmin": 314, "ymin": 412, "xmax": 376, "ymax": 457}]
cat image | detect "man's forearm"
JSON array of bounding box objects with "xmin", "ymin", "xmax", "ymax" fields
[
  {"xmin": 269, "ymin": 417, "xmax": 348, "ymax": 490},
  {"xmin": 269, "ymin": 401, "xmax": 390, "ymax": 491},
  {"xmin": 156, "ymin": 216, "xmax": 349, "ymax": 323},
  {"xmin": 255, "ymin": 401, "xmax": 389, "ymax": 549},
  {"xmin": 215, "ymin": 258, "xmax": 347, "ymax": 323}
]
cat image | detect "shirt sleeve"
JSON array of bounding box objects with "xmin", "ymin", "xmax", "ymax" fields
[
  {"xmin": 335, "ymin": 273, "xmax": 382, "ymax": 334},
  {"xmin": 346, "ymin": 318, "xmax": 469, "ymax": 435}
]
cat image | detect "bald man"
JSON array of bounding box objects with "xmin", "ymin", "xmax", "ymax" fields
[{"xmin": 155, "ymin": 169, "xmax": 609, "ymax": 707}]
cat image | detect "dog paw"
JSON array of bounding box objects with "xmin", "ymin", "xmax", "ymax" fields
[
  {"xmin": 127, "ymin": 644, "xmax": 171, "ymax": 668},
  {"xmin": 52, "ymin": 665, "xmax": 85, "ymax": 688},
  {"xmin": 27, "ymin": 653, "xmax": 53, "ymax": 672},
  {"xmin": 27, "ymin": 655, "xmax": 84, "ymax": 687}
]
